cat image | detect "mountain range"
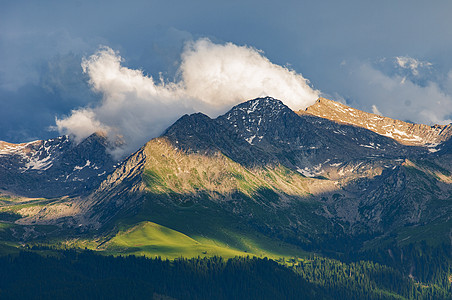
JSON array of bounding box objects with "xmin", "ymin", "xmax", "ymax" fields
[
  {"xmin": 1, "ymin": 96, "xmax": 451, "ymax": 259},
  {"xmin": 2, "ymin": 96, "xmax": 452, "ymax": 298}
]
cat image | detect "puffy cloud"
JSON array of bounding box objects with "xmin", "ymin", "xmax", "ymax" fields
[
  {"xmin": 56, "ymin": 39, "xmax": 320, "ymax": 157},
  {"xmin": 56, "ymin": 109, "xmax": 109, "ymax": 143},
  {"xmin": 179, "ymin": 39, "xmax": 319, "ymax": 114},
  {"xmin": 371, "ymin": 105, "xmax": 382, "ymax": 116},
  {"xmin": 343, "ymin": 61, "xmax": 452, "ymax": 125}
]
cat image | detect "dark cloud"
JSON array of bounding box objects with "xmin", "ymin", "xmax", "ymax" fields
[{"xmin": 2, "ymin": 0, "xmax": 452, "ymax": 145}]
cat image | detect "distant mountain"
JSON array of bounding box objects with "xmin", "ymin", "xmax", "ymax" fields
[
  {"xmin": 0, "ymin": 132, "xmax": 115, "ymax": 197},
  {"xmin": 298, "ymin": 97, "xmax": 452, "ymax": 148}
]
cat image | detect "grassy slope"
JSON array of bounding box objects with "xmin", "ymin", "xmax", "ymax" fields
[
  {"xmin": 142, "ymin": 138, "xmax": 317, "ymax": 197},
  {"xmin": 104, "ymin": 221, "xmax": 248, "ymax": 259},
  {"xmin": 106, "ymin": 191, "xmax": 311, "ymax": 260},
  {"xmin": 103, "ymin": 220, "xmax": 309, "ymax": 260}
]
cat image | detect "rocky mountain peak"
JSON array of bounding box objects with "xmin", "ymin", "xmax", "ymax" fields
[
  {"xmin": 222, "ymin": 97, "xmax": 290, "ymax": 121},
  {"xmin": 298, "ymin": 97, "xmax": 452, "ymax": 148},
  {"xmin": 165, "ymin": 113, "xmax": 213, "ymax": 135},
  {"xmin": 217, "ymin": 97, "xmax": 299, "ymax": 146},
  {"xmin": 0, "ymin": 133, "xmax": 115, "ymax": 197}
]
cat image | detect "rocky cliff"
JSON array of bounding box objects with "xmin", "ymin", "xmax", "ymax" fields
[{"xmin": 0, "ymin": 133, "xmax": 116, "ymax": 197}]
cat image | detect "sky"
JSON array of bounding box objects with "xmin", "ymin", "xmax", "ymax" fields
[{"xmin": 2, "ymin": 0, "xmax": 452, "ymax": 156}]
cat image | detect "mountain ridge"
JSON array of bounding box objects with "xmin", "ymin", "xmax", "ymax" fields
[
  {"xmin": 298, "ymin": 97, "xmax": 452, "ymax": 148},
  {"xmin": 0, "ymin": 132, "xmax": 116, "ymax": 197}
]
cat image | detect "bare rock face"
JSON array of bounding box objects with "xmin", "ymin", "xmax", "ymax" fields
[
  {"xmin": 0, "ymin": 133, "xmax": 116, "ymax": 197},
  {"xmin": 298, "ymin": 97, "xmax": 452, "ymax": 147}
]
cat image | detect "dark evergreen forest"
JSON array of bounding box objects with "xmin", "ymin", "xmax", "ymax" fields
[{"xmin": 0, "ymin": 243, "xmax": 451, "ymax": 300}]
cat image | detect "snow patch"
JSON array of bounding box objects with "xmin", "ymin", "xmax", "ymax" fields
[
  {"xmin": 297, "ymin": 163, "xmax": 323, "ymax": 177},
  {"xmin": 245, "ymin": 135, "xmax": 256, "ymax": 144},
  {"xmin": 25, "ymin": 155, "xmax": 54, "ymax": 171},
  {"xmin": 426, "ymin": 142, "xmax": 440, "ymax": 153},
  {"xmin": 73, "ymin": 160, "xmax": 91, "ymax": 171},
  {"xmin": 359, "ymin": 142, "xmax": 377, "ymax": 149},
  {"xmin": 333, "ymin": 130, "xmax": 347, "ymax": 135},
  {"xmin": 247, "ymin": 100, "xmax": 260, "ymax": 114}
]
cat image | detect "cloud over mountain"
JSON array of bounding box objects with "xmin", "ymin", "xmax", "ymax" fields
[
  {"xmin": 56, "ymin": 39, "xmax": 319, "ymax": 157},
  {"xmin": 342, "ymin": 60, "xmax": 452, "ymax": 125}
]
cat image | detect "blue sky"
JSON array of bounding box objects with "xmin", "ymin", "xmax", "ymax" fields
[{"xmin": 2, "ymin": 0, "xmax": 452, "ymax": 151}]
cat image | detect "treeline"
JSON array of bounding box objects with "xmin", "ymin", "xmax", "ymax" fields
[
  {"xmin": 289, "ymin": 256, "xmax": 451, "ymax": 299},
  {"xmin": 288, "ymin": 241, "xmax": 452, "ymax": 300},
  {"xmin": 0, "ymin": 250, "xmax": 327, "ymax": 300},
  {"xmin": 355, "ymin": 242, "xmax": 452, "ymax": 285},
  {"xmin": 0, "ymin": 248, "xmax": 450, "ymax": 299}
]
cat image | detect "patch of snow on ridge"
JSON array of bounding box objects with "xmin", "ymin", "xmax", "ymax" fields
[
  {"xmin": 73, "ymin": 160, "xmax": 91, "ymax": 171},
  {"xmin": 359, "ymin": 142, "xmax": 377, "ymax": 149},
  {"xmin": 382, "ymin": 128, "xmax": 423, "ymax": 142},
  {"xmin": 25, "ymin": 154, "xmax": 53, "ymax": 171},
  {"xmin": 0, "ymin": 140, "xmax": 57, "ymax": 171},
  {"xmin": 427, "ymin": 143, "xmax": 440, "ymax": 153},
  {"xmin": 0, "ymin": 140, "xmax": 39, "ymax": 155},
  {"xmin": 392, "ymin": 128, "xmax": 410, "ymax": 137},
  {"xmin": 297, "ymin": 167, "xmax": 315, "ymax": 177},
  {"xmin": 245, "ymin": 135, "xmax": 256, "ymax": 145},
  {"xmin": 382, "ymin": 131, "xmax": 395, "ymax": 139},
  {"xmin": 297, "ymin": 163, "xmax": 323, "ymax": 177},
  {"xmin": 247, "ymin": 99, "xmax": 260, "ymax": 114},
  {"xmin": 0, "ymin": 143, "xmax": 21, "ymax": 155}
]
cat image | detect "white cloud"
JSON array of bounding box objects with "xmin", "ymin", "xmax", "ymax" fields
[
  {"xmin": 179, "ymin": 39, "xmax": 319, "ymax": 114},
  {"xmin": 345, "ymin": 62, "xmax": 452, "ymax": 125},
  {"xmin": 56, "ymin": 39, "xmax": 320, "ymax": 157},
  {"xmin": 55, "ymin": 109, "xmax": 110, "ymax": 143},
  {"xmin": 371, "ymin": 105, "xmax": 382, "ymax": 116}
]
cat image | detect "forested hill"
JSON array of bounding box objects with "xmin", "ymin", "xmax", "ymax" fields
[{"xmin": 0, "ymin": 248, "xmax": 451, "ymax": 300}]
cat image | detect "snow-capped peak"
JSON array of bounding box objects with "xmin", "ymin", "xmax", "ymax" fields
[{"xmin": 218, "ymin": 97, "xmax": 292, "ymax": 145}]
